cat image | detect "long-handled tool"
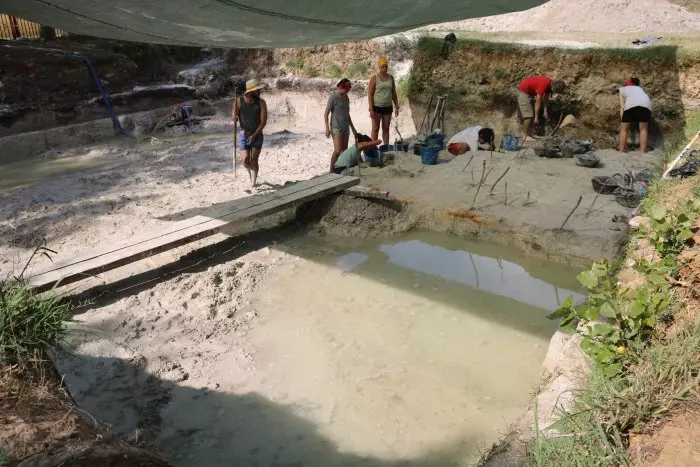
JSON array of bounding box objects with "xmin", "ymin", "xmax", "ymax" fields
[
  {"xmin": 663, "ymin": 129, "xmax": 700, "ymax": 179},
  {"xmin": 394, "ymin": 121, "xmax": 404, "ymax": 144},
  {"xmin": 550, "ymin": 114, "xmax": 576, "ymax": 137},
  {"xmin": 232, "ymin": 89, "xmax": 238, "ymax": 179}
]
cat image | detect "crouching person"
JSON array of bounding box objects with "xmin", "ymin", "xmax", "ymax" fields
[
  {"xmin": 447, "ymin": 126, "xmax": 495, "ymax": 155},
  {"xmin": 333, "ymin": 134, "xmax": 382, "ymax": 174}
]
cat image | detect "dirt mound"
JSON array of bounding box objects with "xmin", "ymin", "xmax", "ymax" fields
[
  {"xmin": 0, "ymin": 362, "xmax": 170, "ymax": 466},
  {"xmin": 407, "ymin": 38, "xmax": 699, "ymax": 148},
  {"xmin": 435, "ymin": 0, "xmax": 700, "ymax": 33}
]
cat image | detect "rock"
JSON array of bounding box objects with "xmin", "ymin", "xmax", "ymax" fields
[{"xmin": 628, "ymin": 215, "xmax": 649, "ymax": 230}]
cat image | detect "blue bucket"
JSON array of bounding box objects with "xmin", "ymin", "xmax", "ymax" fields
[
  {"xmin": 502, "ymin": 134, "xmax": 520, "ymax": 152},
  {"xmin": 424, "ymin": 133, "xmax": 445, "ymax": 149},
  {"xmin": 379, "ymin": 144, "xmax": 395, "ymax": 154},
  {"xmin": 420, "ymin": 145, "xmax": 440, "ymax": 165},
  {"xmin": 362, "ymin": 147, "xmax": 382, "ymax": 167}
]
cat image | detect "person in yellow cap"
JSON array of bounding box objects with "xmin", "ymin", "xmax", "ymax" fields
[
  {"xmin": 368, "ymin": 57, "xmax": 399, "ymax": 145},
  {"xmin": 232, "ymin": 78, "xmax": 267, "ymax": 190}
]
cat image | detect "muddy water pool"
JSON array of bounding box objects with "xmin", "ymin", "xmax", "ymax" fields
[
  {"xmin": 178, "ymin": 232, "xmax": 585, "ymax": 466},
  {"xmin": 52, "ymin": 225, "xmax": 584, "ymax": 466}
]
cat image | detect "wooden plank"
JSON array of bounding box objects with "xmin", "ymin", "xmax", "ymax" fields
[{"xmin": 27, "ymin": 174, "xmax": 359, "ymax": 290}]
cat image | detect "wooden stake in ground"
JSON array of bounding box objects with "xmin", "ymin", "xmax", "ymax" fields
[
  {"xmin": 504, "ymin": 181, "xmax": 508, "ymax": 205},
  {"xmin": 560, "ymin": 196, "xmax": 583, "ymax": 230},
  {"xmin": 470, "ymin": 160, "xmax": 487, "ymax": 209},
  {"xmin": 462, "ymin": 155, "xmax": 474, "ymax": 172},
  {"xmin": 489, "ymin": 166, "xmax": 511, "ymax": 195},
  {"xmin": 586, "ymin": 185, "xmax": 606, "ymax": 216}
]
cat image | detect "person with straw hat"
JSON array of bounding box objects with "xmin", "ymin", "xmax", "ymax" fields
[
  {"xmin": 233, "ymin": 78, "xmax": 267, "ymax": 190},
  {"xmin": 368, "ymin": 56, "xmax": 399, "ymax": 145}
]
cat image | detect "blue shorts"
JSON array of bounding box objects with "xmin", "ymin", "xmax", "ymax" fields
[{"xmin": 237, "ymin": 129, "xmax": 264, "ymax": 151}]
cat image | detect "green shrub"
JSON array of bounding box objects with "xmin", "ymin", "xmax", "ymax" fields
[
  {"xmin": 0, "ymin": 282, "xmax": 73, "ymax": 364},
  {"xmin": 302, "ymin": 63, "xmax": 319, "ymax": 78},
  {"xmin": 396, "ymin": 77, "xmax": 410, "ymax": 102},
  {"xmin": 530, "ymin": 320, "xmax": 700, "ymax": 465},
  {"xmin": 285, "ymin": 58, "xmax": 305, "ymax": 70},
  {"xmin": 327, "ymin": 64, "xmax": 343, "ymax": 79},
  {"xmin": 347, "ymin": 61, "xmax": 369, "ymax": 78},
  {"xmin": 548, "ymin": 260, "xmax": 671, "ymax": 377}
]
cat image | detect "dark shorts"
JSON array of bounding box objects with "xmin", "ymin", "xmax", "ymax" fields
[
  {"xmin": 622, "ymin": 106, "xmax": 651, "ymax": 123},
  {"xmin": 332, "ymin": 166, "xmax": 346, "ymax": 174},
  {"xmin": 373, "ymin": 105, "xmax": 393, "ymax": 116},
  {"xmin": 237, "ymin": 129, "xmax": 264, "ymax": 150}
]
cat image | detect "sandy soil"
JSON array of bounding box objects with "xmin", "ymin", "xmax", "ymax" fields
[
  {"xmin": 0, "ymin": 86, "xmax": 658, "ymax": 465},
  {"xmin": 434, "ymin": 0, "xmax": 700, "ymax": 33},
  {"xmin": 0, "ymin": 88, "xmax": 416, "ymax": 281},
  {"xmin": 315, "ymin": 144, "xmax": 662, "ymax": 265}
]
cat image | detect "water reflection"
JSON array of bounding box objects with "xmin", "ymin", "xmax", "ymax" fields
[{"xmin": 337, "ymin": 239, "xmax": 585, "ymax": 311}]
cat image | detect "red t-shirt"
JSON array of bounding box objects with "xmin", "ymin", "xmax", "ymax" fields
[{"xmin": 518, "ymin": 76, "xmax": 552, "ymax": 96}]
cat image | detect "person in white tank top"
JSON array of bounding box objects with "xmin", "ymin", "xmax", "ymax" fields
[{"xmin": 619, "ymin": 77, "xmax": 653, "ymax": 153}]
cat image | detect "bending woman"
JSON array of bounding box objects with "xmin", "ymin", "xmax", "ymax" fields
[
  {"xmin": 324, "ymin": 78, "xmax": 356, "ymax": 172},
  {"xmin": 368, "ymin": 56, "xmax": 399, "ymax": 145},
  {"xmin": 619, "ymin": 76, "xmax": 652, "ymax": 153}
]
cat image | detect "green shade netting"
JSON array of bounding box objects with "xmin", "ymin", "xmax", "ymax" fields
[{"xmin": 2, "ymin": 0, "xmax": 545, "ymax": 48}]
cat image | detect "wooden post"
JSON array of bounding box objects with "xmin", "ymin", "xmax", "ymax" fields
[{"xmin": 9, "ymin": 16, "xmax": 20, "ymax": 39}]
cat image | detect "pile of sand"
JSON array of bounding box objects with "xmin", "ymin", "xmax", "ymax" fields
[{"xmin": 434, "ymin": 0, "xmax": 700, "ymax": 33}]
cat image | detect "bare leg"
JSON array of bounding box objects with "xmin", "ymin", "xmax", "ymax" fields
[
  {"xmin": 329, "ymin": 133, "xmax": 345, "ymax": 172},
  {"xmin": 242, "ymin": 149, "xmax": 252, "ymax": 182},
  {"xmin": 522, "ymin": 118, "xmax": 533, "ymax": 141},
  {"xmin": 639, "ymin": 122, "xmax": 649, "ymax": 153},
  {"xmin": 619, "ymin": 122, "xmax": 630, "ymax": 152},
  {"xmin": 371, "ymin": 113, "xmax": 380, "ymax": 141},
  {"xmin": 250, "ymin": 147, "xmax": 261, "ymax": 189},
  {"xmin": 381, "ymin": 114, "xmax": 391, "ymax": 146}
]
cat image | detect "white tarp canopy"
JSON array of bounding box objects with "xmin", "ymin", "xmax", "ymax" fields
[{"xmin": 2, "ymin": 0, "xmax": 545, "ymax": 48}]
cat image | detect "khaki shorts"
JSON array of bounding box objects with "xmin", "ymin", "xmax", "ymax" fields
[{"xmin": 517, "ymin": 90, "xmax": 534, "ymax": 119}]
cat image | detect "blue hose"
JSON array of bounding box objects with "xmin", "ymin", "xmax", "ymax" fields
[{"xmin": 80, "ymin": 55, "xmax": 132, "ymax": 138}]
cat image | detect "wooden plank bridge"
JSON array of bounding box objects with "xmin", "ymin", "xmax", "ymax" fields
[{"xmin": 27, "ymin": 173, "xmax": 359, "ymax": 290}]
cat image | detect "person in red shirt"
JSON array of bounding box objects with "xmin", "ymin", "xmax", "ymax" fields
[{"xmin": 516, "ymin": 75, "xmax": 564, "ymax": 142}]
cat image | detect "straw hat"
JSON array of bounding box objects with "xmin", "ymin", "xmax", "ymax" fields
[{"xmin": 245, "ymin": 78, "xmax": 265, "ymax": 94}]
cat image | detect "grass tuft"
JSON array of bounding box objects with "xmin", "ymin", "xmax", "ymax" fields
[
  {"xmin": 0, "ymin": 281, "xmax": 73, "ymax": 365},
  {"xmin": 347, "ymin": 61, "xmax": 369, "ymax": 78},
  {"xmin": 530, "ymin": 320, "xmax": 700, "ymax": 466}
]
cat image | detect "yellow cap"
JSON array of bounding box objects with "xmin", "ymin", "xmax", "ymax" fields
[{"xmin": 378, "ymin": 56, "xmax": 388, "ymax": 68}]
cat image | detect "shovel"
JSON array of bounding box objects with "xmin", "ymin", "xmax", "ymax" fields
[{"xmin": 550, "ymin": 114, "xmax": 576, "ymax": 136}]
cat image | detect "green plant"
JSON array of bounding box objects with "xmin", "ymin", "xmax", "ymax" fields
[
  {"xmin": 644, "ymin": 200, "xmax": 700, "ymax": 259},
  {"xmin": 0, "ymin": 282, "xmax": 73, "ymax": 364},
  {"xmin": 530, "ymin": 320, "xmax": 700, "ymax": 466},
  {"xmin": 285, "ymin": 58, "xmax": 305, "ymax": 70},
  {"xmin": 548, "ymin": 260, "xmax": 670, "ymax": 377},
  {"xmin": 477, "ymin": 90, "xmax": 490, "ymax": 100},
  {"xmin": 302, "ymin": 63, "xmax": 319, "ymax": 78},
  {"xmin": 0, "ymin": 447, "xmax": 6, "ymax": 467},
  {"xmin": 659, "ymin": 105, "xmax": 682, "ymax": 119},
  {"xmin": 494, "ymin": 68, "xmax": 506, "ymax": 79},
  {"xmin": 396, "ymin": 77, "xmax": 410, "ymax": 102},
  {"xmin": 347, "ymin": 61, "xmax": 368, "ymax": 78},
  {"xmin": 327, "ymin": 64, "xmax": 343, "ymax": 79}
]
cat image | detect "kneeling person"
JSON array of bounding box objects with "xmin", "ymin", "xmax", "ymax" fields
[
  {"xmin": 333, "ymin": 135, "xmax": 382, "ymax": 174},
  {"xmin": 447, "ymin": 126, "xmax": 495, "ymax": 155}
]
